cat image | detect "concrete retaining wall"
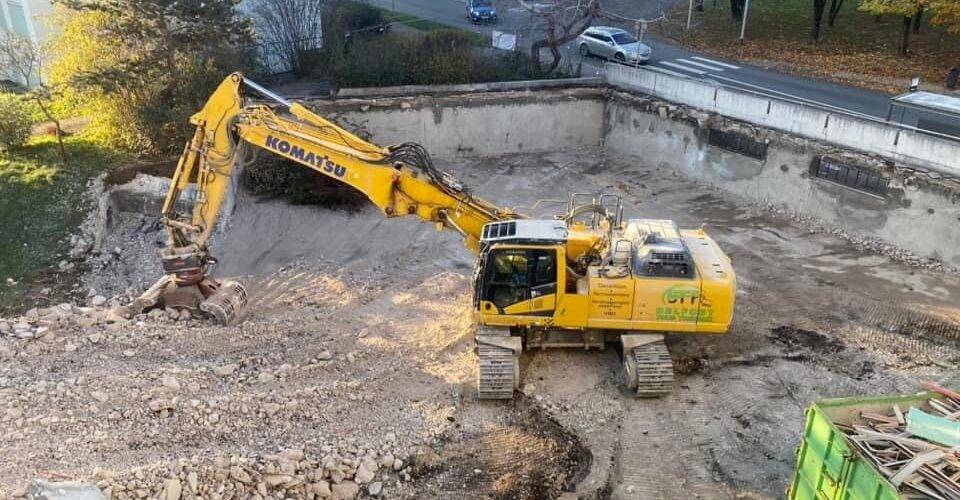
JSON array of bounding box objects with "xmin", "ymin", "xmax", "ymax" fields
[
  {"xmin": 298, "ymin": 86, "xmax": 959, "ymax": 266},
  {"xmin": 606, "ymin": 64, "xmax": 960, "ymax": 177},
  {"xmin": 604, "ymin": 93, "xmax": 960, "ymax": 266},
  {"xmin": 334, "ymin": 77, "xmax": 604, "ymax": 99},
  {"xmin": 311, "ymin": 89, "xmax": 606, "ymax": 156}
]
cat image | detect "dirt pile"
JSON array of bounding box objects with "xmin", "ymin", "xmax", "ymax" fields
[{"xmin": 0, "ymin": 259, "xmax": 586, "ymax": 499}]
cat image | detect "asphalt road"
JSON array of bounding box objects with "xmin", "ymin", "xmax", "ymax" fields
[{"xmin": 369, "ymin": 0, "xmax": 895, "ymax": 118}]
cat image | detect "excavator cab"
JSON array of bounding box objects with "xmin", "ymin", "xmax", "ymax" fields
[{"xmin": 475, "ymin": 246, "xmax": 559, "ymax": 316}]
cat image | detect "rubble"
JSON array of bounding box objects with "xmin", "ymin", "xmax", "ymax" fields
[{"xmin": 3, "ymin": 148, "xmax": 960, "ymax": 499}]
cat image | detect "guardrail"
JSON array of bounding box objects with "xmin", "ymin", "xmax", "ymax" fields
[{"xmin": 605, "ymin": 63, "xmax": 960, "ymax": 177}]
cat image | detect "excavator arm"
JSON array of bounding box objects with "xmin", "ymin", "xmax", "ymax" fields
[{"xmin": 154, "ymin": 73, "xmax": 518, "ymax": 323}]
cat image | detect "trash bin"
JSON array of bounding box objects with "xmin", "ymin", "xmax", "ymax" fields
[{"xmin": 948, "ymin": 67, "xmax": 959, "ymax": 89}]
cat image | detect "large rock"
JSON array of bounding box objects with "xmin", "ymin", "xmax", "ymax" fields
[
  {"xmin": 330, "ymin": 481, "xmax": 359, "ymax": 500},
  {"xmin": 354, "ymin": 458, "xmax": 378, "ymax": 484},
  {"xmin": 308, "ymin": 481, "xmax": 331, "ymax": 498},
  {"xmin": 410, "ymin": 445, "xmax": 441, "ymax": 472},
  {"xmin": 161, "ymin": 478, "xmax": 182, "ymax": 500},
  {"xmin": 213, "ymin": 364, "xmax": 238, "ymax": 377}
]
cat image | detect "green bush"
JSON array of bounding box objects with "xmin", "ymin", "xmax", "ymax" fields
[
  {"xmin": 337, "ymin": 1, "xmax": 385, "ymax": 31},
  {"xmin": 316, "ymin": 28, "xmax": 549, "ymax": 87},
  {"xmin": 242, "ymin": 152, "xmax": 368, "ymax": 210},
  {"xmin": 0, "ymin": 93, "xmax": 33, "ymax": 151}
]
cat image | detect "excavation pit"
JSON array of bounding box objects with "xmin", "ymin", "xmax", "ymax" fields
[{"xmin": 2, "ymin": 85, "xmax": 960, "ymax": 499}]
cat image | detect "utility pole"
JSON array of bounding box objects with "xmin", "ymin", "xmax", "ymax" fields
[
  {"xmin": 739, "ymin": 0, "xmax": 751, "ymax": 41},
  {"xmin": 686, "ymin": 0, "xmax": 694, "ymax": 30},
  {"xmin": 635, "ymin": 20, "xmax": 644, "ymax": 67}
]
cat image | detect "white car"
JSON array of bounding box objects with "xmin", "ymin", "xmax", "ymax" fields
[{"xmin": 577, "ymin": 26, "xmax": 651, "ymax": 64}]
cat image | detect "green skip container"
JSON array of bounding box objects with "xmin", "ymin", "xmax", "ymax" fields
[{"xmin": 788, "ymin": 392, "xmax": 945, "ymax": 500}]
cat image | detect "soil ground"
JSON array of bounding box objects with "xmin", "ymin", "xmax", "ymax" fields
[{"xmin": 2, "ymin": 148, "xmax": 960, "ymax": 499}]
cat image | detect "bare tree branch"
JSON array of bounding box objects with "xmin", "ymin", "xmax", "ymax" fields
[
  {"xmin": 0, "ymin": 32, "xmax": 41, "ymax": 88},
  {"xmin": 519, "ymin": 0, "xmax": 601, "ymax": 74},
  {"xmin": 0, "ymin": 33, "xmax": 68, "ymax": 162},
  {"xmin": 251, "ymin": 0, "xmax": 326, "ymax": 76}
]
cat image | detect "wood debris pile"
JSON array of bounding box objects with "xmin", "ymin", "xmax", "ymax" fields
[{"xmin": 838, "ymin": 383, "xmax": 960, "ymax": 500}]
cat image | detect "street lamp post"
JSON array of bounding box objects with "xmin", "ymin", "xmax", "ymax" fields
[{"xmin": 739, "ymin": 0, "xmax": 751, "ymax": 41}]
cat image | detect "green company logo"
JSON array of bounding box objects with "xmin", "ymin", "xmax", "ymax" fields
[
  {"xmin": 662, "ymin": 285, "xmax": 700, "ymax": 304},
  {"xmin": 657, "ymin": 285, "xmax": 713, "ymax": 323}
]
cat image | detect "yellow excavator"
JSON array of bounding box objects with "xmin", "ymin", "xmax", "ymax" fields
[{"xmin": 148, "ymin": 73, "xmax": 736, "ymax": 399}]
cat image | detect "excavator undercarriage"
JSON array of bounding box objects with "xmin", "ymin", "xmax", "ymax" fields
[{"xmin": 475, "ymin": 329, "xmax": 675, "ymax": 399}]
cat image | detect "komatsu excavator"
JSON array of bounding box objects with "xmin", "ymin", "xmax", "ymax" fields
[{"xmin": 150, "ymin": 73, "xmax": 736, "ymax": 399}]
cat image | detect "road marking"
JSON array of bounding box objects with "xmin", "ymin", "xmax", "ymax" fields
[
  {"xmin": 690, "ymin": 56, "xmax": 740, "ymax": 70},
  {"xmin": 657, "ymin": 61, "xmax": 707, "ymax": 75},
  {"xmin": 707, "ymin": 73, "xmax": 880, "ymax": 120},
  {"xmin": 645, "ymin": 65, "xmax": 691, "ymax": 78},
  {"xmin": 675, "ymin": 58, "xmax": 727, "ymax": 72}
]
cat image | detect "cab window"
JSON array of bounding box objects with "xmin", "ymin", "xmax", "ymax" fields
[
  {"xmin": 531, "ymin": 250, "xmax": 557, "ymax": 296},
  {"xmin": 481, "ymin": 248, "xmax": 558, "ymax": 309},
  {"xmin": 485, "ymin": 250, "xmax": 528, "ymax": 308}
]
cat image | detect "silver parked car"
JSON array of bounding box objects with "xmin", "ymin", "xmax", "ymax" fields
[{"xmin": 577, "ymin": 26, "xmax": 651, "ymax": 64}]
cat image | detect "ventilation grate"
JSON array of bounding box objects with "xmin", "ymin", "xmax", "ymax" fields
[
  {"xmin": 815, "ymin": 157, "xmax": 889, "ymax": 196},
  {"xmin": 707, "ymin": 129, "xmax": 768, "ymax": 160}
]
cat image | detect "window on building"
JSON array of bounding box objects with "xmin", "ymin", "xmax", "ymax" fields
[{"xmin": 0, "ymin": 4, "xmax": 8, "ymax": 34}]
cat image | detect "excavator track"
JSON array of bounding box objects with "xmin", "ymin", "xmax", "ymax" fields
[
  {"xmin": 622, "ymin": 335, "xmax": 674, "ymax": 398},
  {"xmin": 476, "ymin": 328, "xmax": 520, "ymax": 400},
  {"xmin": 477, "ymin": 344, "xmax": 518, "ymax": 399}
]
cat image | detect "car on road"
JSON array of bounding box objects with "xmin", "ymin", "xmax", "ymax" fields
[
  {"xmin": 577, "ymin": 27, "xmax": 651, "ymax": 65},
  {"xmin": 466, "ymin": 0, "xmax": 497, "ymax": 23}
]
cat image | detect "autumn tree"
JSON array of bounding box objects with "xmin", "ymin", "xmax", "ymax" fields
[
  {"xmin": 859, "ymin": 0, "xmax": 923, "ymax": 55},
  {"xmin": 49, "ymin": 0, "xmax": 255, "ymax": 153},
  {"xmin": 519, "ymin": 0, "xmax": 601, "ymax": 74},
  {"xmin": 828, "ymin": 0, "xmax": 845, "ymax": 26},
  {"xmin": 929, "ymin": 0, "xmax": 960, "ymax": 33},
  {"xmin": 912, "ymin": 2, "xmax": 926, "ymax": 32},
  {"xmin": 813, "ymin": 0, "xmax": 829, "ymax": 41}
]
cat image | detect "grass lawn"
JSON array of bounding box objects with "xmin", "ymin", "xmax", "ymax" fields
[
  {"xmin": 658, "ymin": 0, "xmax": 960, "ymax": 92},
  {"xmin": 378, "ymin": 8, "xmax": 487, "ymax": 45},
  {"xmin": 381, "ymin": 9, "xmax": 456, "ymax": 33},
  {"xmin": 0, "ymin": 135, "xmax": 120, "ymax": 312}
]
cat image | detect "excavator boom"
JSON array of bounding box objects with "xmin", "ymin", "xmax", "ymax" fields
[{"xmin": 154, "ymin": 73, "xmax": 517, "ymax": 323}]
